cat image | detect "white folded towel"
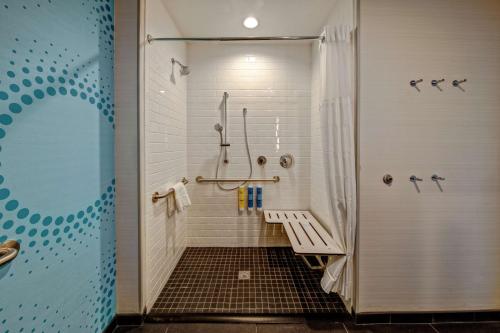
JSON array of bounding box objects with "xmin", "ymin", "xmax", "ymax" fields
[{"xmin": 172, "ymin": 182, "xmax": 191, "ymax": 212}]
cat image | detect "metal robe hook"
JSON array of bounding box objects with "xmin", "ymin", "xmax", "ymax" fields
[
  {"xmin": 452, "ymin": 79, "xmax": 467, "ymax": 87},
  {"xmin": 431, "ymin": 174, "xmax": 445, "ymax": 181},
  {"xmin": 410, "ymin": 175, "xmax": 423, "ymax": 183},
  {"xmin": 431, "ymin": 79, "xmax": 445, "ymax": 87},
  {"xmin": 431, "ymin": 174, "xmax": 445, "ymax": 192},
  {"xmin": 410, "ymin": 79, "xmax": 423, "ymax": 87},
  {"xmin": 410, "ymin": 79, "xmax": 423, "ymax": 91}
]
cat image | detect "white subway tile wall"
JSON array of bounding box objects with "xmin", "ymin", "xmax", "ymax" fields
[
  {"xmin": 186, "ymin": 44, "xmax": 312, "ymax": 246},
  {"xmin": 144, "ymin": 0, "xmax": 188, "ymax": 310}
]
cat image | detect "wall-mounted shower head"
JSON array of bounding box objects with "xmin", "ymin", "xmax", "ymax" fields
[{"xmin": 171, "ymin": 58, "xmax": 190, "ymax": 76}]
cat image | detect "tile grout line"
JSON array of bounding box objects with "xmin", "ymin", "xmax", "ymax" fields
[{"xmin": 429, "ymin": 323, "xmax": 440, "ymax": 333}]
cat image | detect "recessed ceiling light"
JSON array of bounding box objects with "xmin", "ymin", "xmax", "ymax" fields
[{"xmin": 243, "ymin": 16, "xmax": 258, "ymax": 29}]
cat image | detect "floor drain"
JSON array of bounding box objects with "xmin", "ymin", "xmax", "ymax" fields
[{"xmin": 238, "ymin": 271, "xmax": 251, "ymax": 280}]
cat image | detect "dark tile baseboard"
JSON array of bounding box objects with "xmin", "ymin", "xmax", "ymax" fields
[
  {"xmin": 104, "ymin": 314, "xmax": 144, "ymax": 332},
  {"xmin": 116, "ymin": 314, "xmax": 144, "ymax": 326},
  {"xmin": 354, "ymin": 311, "xmax": 500, "ymax": 324},
  {"xmin": 103, "ymin": 317, "xmax": 118, "ymax": 333},
  {"xmin": 106, "ymin": 311, "xmax": 500, "ymax": 332}
]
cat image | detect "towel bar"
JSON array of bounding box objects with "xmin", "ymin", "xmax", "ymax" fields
[
  {"xmin": 152, "ymin": 177, "xmax": 189, "ymax": 203},
  {"xmin": 196, "ymin": 176, "xmax": 280, "ymax": 183}
]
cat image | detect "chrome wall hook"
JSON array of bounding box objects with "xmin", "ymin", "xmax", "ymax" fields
[
  {"xmin": 410, "ymin": 79, "xmax": 423, "ymax": 88},
  {"xmin": 410, "ymin": 175, "xmax": 423, "ymax": 182},
  {"xmin": 431, "ymin": 79, "xmax": 445, "ymax": 87},
  {"xmin": 431, "ymin": 174, "xmax": 445, "ymax": 181},
  {"xmin": 452, "ymin": 79, "xmax": 467, "ymax": 87}
]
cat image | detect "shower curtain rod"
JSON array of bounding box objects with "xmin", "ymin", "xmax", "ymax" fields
[{"xmin": 147, "ymin": 34, "xmax": 324, "ymax": 43}]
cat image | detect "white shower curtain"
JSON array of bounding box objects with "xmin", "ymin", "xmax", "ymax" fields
[{"xmin": 318, "ymin": 25, "xmax": 357, "ymax": 310}]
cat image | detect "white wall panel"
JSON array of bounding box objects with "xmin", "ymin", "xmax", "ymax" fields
[{"xmin": 357, "ymin": 0, "xmax": 500, "ymax": 313}]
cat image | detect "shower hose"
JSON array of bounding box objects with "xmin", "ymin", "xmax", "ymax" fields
[{"xmin": 215, "ymin": 108, "xmax": 253, "ymax": 191}]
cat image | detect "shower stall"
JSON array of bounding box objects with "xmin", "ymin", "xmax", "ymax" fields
[{"xmin": 138, "ymin": 0, "xmax": 356, "ymax": 319}]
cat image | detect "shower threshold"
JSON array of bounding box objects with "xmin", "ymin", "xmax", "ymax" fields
[{"xmin": 147, "ymin": 247, "xmax": 347, "ymax": 321}]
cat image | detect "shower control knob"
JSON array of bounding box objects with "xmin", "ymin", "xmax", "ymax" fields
[
  {"xmin": 431, "ymin": 174, "xmax": 445, "ymax": 181},
  {"xmin": 409, "ymin": 175, "xmax": 423, "ymax": 182},
  {"xmin": 382, "ymin": 174, "xmax": 393, "ymax": 185},
  {"xmin": 279, "ymin": 154, "xmax": 294, "ymax": 169}
]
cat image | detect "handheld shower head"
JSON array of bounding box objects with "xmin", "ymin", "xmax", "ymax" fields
[
  {"xmin": 171, "ymin": 58, "xmax": 190, "ymax": 76},
  {"xmin": 214, "ymin": 123, "xmax": 223, "ymax": 132},
  {"xmin": 214, "ymin": 123, "xmax": 224, "ymax": 146}
]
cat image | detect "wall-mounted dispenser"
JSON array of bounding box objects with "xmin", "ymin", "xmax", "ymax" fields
[
  {"xmin": 238, "ymin": 186, "xmax": 246, "ymax": 213},
  {"xmin": 247, "ymin": 185, "xmax": 254, "ymax": 212},
  {"xmin": 256, "ymin": 186, "xmax": 263, "ymax": 212}
]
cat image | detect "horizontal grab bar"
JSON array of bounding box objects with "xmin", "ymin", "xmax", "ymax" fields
[
  {"xmin": 0, "ymin": 240, "xmax": 20, "ymax": 267},
  {"xmin": 152, "ymin": 177, "xmax": 189, "ymax": 203},
  {"xmin": 196, "ymin": 176, "xmax": 280, "ymax": 183}
]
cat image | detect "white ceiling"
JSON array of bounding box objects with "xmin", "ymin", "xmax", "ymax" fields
[{"xmin": 161, "ymin": 0, "xmax": 337, "ymax": 37}]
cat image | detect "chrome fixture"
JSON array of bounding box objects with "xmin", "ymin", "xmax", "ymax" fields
[
  {"xmin": 214, "ymin": 123, "xmax": 224, "ymax": 134},
  {"xmin": 431, "ymin": 79, "xmax": 445, "ymax": 87},
  {"xmin": 410, "ymin": 79, "xmax": 423, "ymax": 88},
  {"xmin": 431, "ymin": 174, "xmax": 445, "ymax": 181},
  {"xmin": 152, "ymin": 177, "xmax": 189, "ymax": 203},
  {"xmin": 410, "ymin": 175, "xmax": 423, "ymax": 182},
  {"xmin": 197, "ymin": 176, "xmax": 280, "ymax": 183},
  {"xmin": 148, "ymin": 34, "xmax": 324, "ymax": 43},
  {"xmin": 257, "ymin": 156, "xmax": 267, "ymax": 166},
  {"xmin": 0, "ymin": 240, "xmax": 20, "ymax": 267},
  {"xmin": 171, "ymin": 58, "xmax": 190, "ymax": 76},
  {"xmin": 223, "ymin": 92, "xmax": 229, "ymax": 162},
  {"xmin": 214, "ymin": 123, "xmax": 229, "ymax": 147},
  {"xmin": 214, "ymin": 107, "xmax": 253, "ymax": 191},
  {"xmin": 382, "ymin": 174, "xmax": 393, "ymax": 185},
  {"xmin": 452, "ymin": 79, "xmax": 467, "ymax": 87},
  {"xmin": 280, "ymin": 154, "xmax": 294, "ymax": 169}
]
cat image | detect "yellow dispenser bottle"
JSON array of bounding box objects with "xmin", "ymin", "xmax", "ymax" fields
[{"xmin": 238, "ymin": 185, "xmax": 246, "ymax": 213}]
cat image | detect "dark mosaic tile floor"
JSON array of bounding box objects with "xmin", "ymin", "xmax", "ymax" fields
[{"xmin": 149, "ymin": 247, "xmax": 347, "ymax": 315}]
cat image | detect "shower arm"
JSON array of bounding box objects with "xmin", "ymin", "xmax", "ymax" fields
[{"xmin": 171, "ymin": 58, "xmax": 182, "ymax": 67}]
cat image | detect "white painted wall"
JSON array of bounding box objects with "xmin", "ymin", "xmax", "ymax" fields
[
  {"xmin": 144, "ymin": 0, "xmax": 188, "ymax": 310},
  {"xmin": 357, "ymin": 0, "xmax": 500, "ymax": 313},
  {"xmin": 186, "ymin": 43, "xmax": 311, "ymax": 246}
]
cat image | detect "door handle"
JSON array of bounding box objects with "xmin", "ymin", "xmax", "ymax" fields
[{"xmin": 0, "ymin": 240, "xmax": 20, "ymax": 267}]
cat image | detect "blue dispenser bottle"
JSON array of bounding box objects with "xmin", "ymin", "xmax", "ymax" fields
[
  {"xmin": 247, "ymin": 185, "xmax": 254, "ymax": 212},
  {"xmin": 256, "ymin": 186, "xmax": 263, "ymax": 212}
]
